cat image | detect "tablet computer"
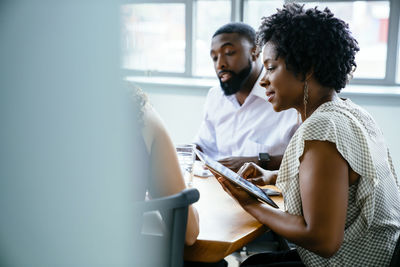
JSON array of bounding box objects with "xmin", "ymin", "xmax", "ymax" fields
[{"xmin": 195, "ymin": 149, "xmax": 279, "ymax": 209}]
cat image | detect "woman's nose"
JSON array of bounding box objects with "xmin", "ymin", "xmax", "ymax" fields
[{"xmin": 260, "ymin": 73, "xmax": 269, "ymax": 88}]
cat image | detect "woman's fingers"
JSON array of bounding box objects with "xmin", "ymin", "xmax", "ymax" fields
[
  {"xmin": 208, "ymin": 168, "xmax": 221, "ymax": 179},
  {"xmin": 238, "ymin": 162, "xmax": 253, "ymax": 178},
  {"xmin": 217, "ymin": 177, "xmax": 259, "ymax": 207},
  {"xmin": 237, "ymin": 163, "xmax": 247, "ymax": 176},
  {"xmin": 238, "ymin": 162, "xmax": 259, "ymax": 179},
  {"xmin": 216, "ymin": 177, "xmax": 236, "ymax": 199},
  {"xmin": 247, "ymin": 177, "xmax": 265, "ymax": 186}
]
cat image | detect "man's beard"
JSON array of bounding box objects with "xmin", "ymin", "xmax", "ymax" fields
[{"xmin": 219, "ymin": 60, "xmax": 252, "ymax": 96}]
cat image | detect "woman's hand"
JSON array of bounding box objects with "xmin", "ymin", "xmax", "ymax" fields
[
  {"xmin": 217, "ymin": 176, "xmax": 260, "ymax": 208},
  {"xmin": 207, "ymin": 168, "xmax": 259, "ymax": 208},
  {"xmin": 237, "ymin": 162, "xmax": 278, "ymax": 186}
]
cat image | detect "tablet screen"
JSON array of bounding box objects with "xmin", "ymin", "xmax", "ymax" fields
[{"xmin": 195, "ymin": 149, "xmax": 279, "ymax": 209}]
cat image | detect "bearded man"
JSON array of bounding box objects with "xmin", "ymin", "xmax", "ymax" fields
[{"xmin": 194, "ymin": 22, "xmax": 298, "ymax": 171}]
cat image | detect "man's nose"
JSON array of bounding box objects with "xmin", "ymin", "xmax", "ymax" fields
[{"xmin": 215, "ymin": 55, "xmax": 227, "ymax": 71}]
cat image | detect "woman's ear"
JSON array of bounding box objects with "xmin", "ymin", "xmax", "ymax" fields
[
  {"xmin": 305, "ymin": 69, "xmax": 314, "ymax": 81},
  {"xmin": 251, "ymin": 46, "xmax": 259, "ymax": 61}
]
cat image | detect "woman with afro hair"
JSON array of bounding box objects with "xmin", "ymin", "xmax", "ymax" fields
[{"xmin": 216, "ymin": 3, "xmax": 400, "ymax": 266}]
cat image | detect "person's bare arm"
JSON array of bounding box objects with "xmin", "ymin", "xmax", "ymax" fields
[
  {"xmin": 218, "ymin": 140, "xmax": 350, "ymax": 257},
  {"xmin": 218, "ymin": 156, "xmax": 258, "ymax": 172},
  {"xmin": 144, "ymin": 106, "xmax": 199, "ymax": 245},
  {"xmin": 219, "ymin": 155, "xmax": 283, "ymax": 172}
]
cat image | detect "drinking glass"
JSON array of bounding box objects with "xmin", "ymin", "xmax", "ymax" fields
[{"xmin": 176, "ymin": 144, "xmax": 195, "ymax": 187}]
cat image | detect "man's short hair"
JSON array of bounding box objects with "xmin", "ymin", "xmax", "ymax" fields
[{"xmin": 213, "ymin": 22, "xmax": 256, "ymax": 45}]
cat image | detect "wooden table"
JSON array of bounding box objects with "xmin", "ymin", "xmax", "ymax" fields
[{"xmin": 184, "ymin": 175, "xmax": 284, "ymax": 263}]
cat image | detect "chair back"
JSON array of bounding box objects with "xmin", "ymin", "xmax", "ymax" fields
[{"xmin": 133, "ymin": 188, "xmax": 200, "ymax": 267}]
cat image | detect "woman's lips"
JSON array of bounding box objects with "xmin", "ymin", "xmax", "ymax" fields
[{"xmin": 266, "ymin": 91, "xmax": 275, "ymax": 102}]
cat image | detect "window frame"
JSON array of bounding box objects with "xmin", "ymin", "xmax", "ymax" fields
[{"xmin": 122, "ymin": 0, "xmax": 400, "ymax": 86}]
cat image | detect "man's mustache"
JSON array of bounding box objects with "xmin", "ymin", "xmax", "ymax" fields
[{"xmin": 218, "ymin": 70, "xmax": 235, "ymax": 76}]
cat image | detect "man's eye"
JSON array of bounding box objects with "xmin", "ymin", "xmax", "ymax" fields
[
  {"xmin": 267, "ymin": 66, "xmax": 275, "ymax": 71},
  {"xmin": 225, "ymin": 51, "xmax": 235, "ymax": 56}
]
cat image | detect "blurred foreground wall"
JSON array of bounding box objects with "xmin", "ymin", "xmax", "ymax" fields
[{"xmin": 0, "ymin": 1, "xmax": 142, "ymax": 265}]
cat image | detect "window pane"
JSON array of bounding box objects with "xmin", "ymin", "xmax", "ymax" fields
[
  {"xmin": 299, "ymin": 1, "xmax": 389, "ymax": 79},
  {"xmin": 193, "ymin": 0, "xmax": 231, "ymax": 77},
  {"xmin": 121, "ymin": 4, "xmax": 185, "ymax": 73},
  {"xmin": 243, "ymin": 0, "xmax": 284, "ymax": 30}
]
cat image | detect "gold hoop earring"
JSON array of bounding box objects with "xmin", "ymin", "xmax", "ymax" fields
[
  {"xmin": 297, "ymin": 111, "xmax": 301, "ymax": 125},
  {"xmin": 303, "ymin": 81, "xmax": 309, "ymax": 119}
]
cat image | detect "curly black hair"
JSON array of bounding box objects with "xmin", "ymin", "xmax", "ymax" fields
[{"xmin": 256, "ymin": 3, "xmax": 359, "ymax": 92}]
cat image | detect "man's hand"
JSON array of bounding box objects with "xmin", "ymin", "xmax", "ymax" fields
[
  {"xmin": 218, "ymin": 156, "xmax": 258, "ymax": 172},
  {"xmin": 237, "ymin": 162, "xmax": 278, "ymax": 186}
]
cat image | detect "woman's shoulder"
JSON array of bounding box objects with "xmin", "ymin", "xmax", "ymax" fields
[
  {"xmin": 290, "ymin": 99, "xmax": 377, "ymax": 152},
  {"xmin": 297, "ymin": 108, "xmax": 339, "ymax": 139},
  {"xmin": 301, "ymin": 99, "xmax": 364, "ymax": 131},
  {"xmin": 311, "ymin": 98, "xmax": 381, "ymax": 139},
  {"xmin": 141, "ymin": 104, "xmax": 169, "ymax": 153}
]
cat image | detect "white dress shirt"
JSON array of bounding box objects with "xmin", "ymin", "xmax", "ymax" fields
[{"xmin": 194, "ymin": 69, "xmax": 299, "ymax": 160}]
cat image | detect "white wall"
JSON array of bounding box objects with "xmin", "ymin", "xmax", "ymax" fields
[
  {"xmin": 138, "ymin": 81, "xmax": 400, "ymax": 176},
  {"xmin": 143, "ymin": 86, "xmax": 209, "ymax": 144}
]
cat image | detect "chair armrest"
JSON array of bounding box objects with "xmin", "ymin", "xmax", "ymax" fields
[{"xmin": 135, "ymin": 188, "xmax": 200, "ymax": 212}]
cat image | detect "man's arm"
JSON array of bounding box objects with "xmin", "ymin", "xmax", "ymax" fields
[
  {"xmin": 194, "ymin": 144, "xmax": 203, "ymax": 160},
  {"xmin": 263, "ymin": 154, "xmax": 283, "ymax": 170},
  {"xmin": 218, "ymin": 154, "xmax": 283, "ymax": 172}
]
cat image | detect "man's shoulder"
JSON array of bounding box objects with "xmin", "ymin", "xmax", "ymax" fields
[
  {"xmin": 205, "ymin": 85, "xmax": 228, "ymax": 105},
  {"xmin": 207, "ymin": 84, "xmax": 224, "ymax": 97}
]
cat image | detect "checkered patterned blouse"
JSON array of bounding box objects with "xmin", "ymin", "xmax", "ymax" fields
[{"xmin": 276, "ymin": 97, "xmax": 400, "ymax": 266}]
